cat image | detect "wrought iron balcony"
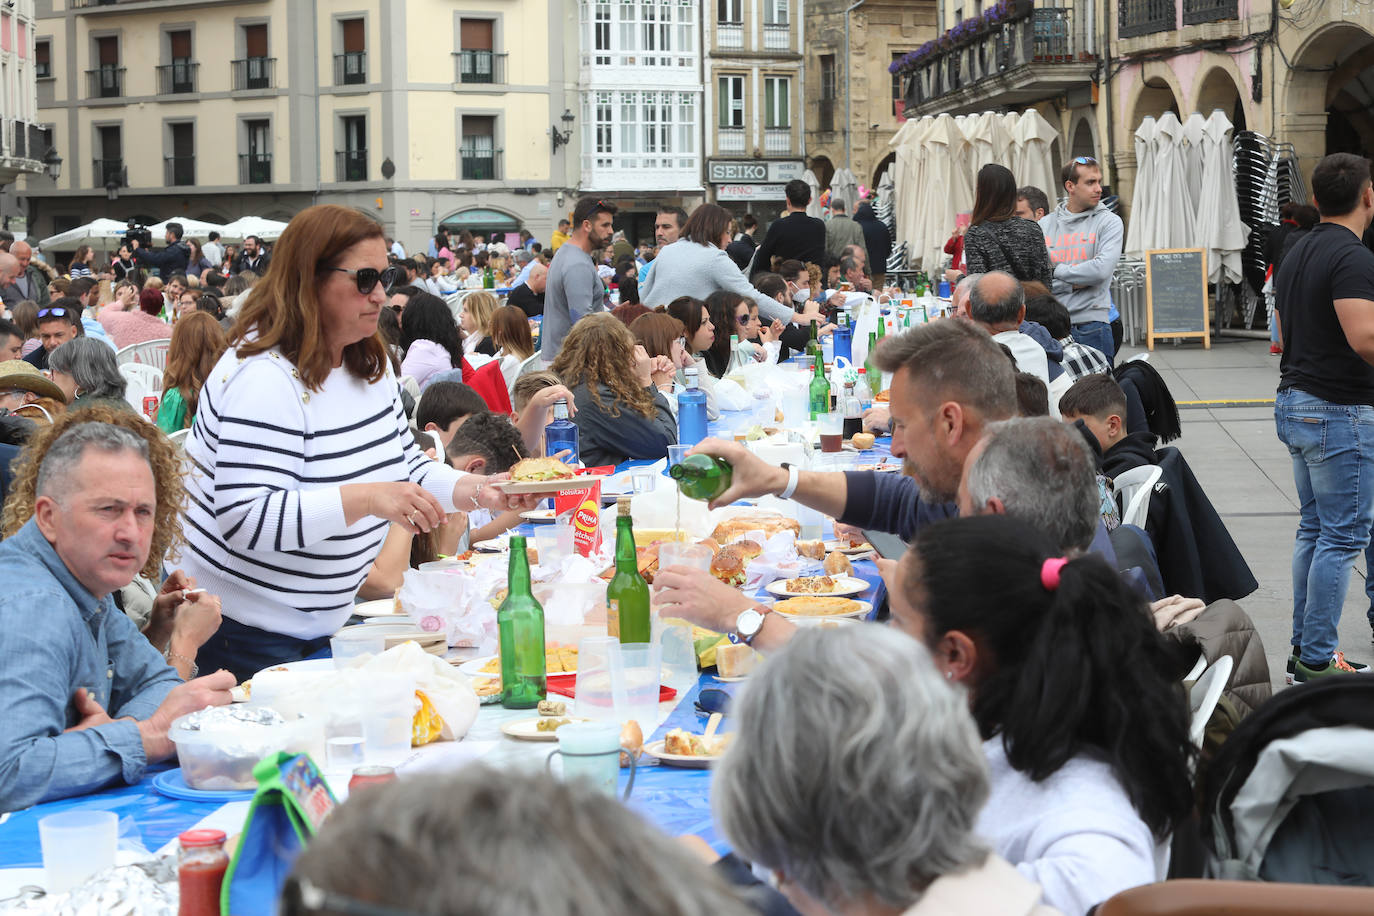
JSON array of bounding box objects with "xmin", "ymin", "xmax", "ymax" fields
[
  {"xmin": 718, "ymin": 127, "xmax": 746, "ymax": 154},
  {"xmin": 764, "ymin": 127, "xmax": 792, "ymax": 155},
  {"xmin": 336, "ymin": 149, "xmax": 368, "ymax": 182},
  {"xmin": 155, "ymin": 60, "xmax": 198, "ymax": 94},
  {"xmin": 902, "ymin": 2, "xmax": 1096, "ymax": 116},
  {"xmin": 164, "ymin": 156, "xmax": 195, "ymax": 186},
  {"xmin": 334, "ymin": 51, "xmax": 366, "ymax": 86},
  {"xmin": 86, "ymin": 66, "xmax": 125, "ymax": 99},
  {"xmin": 93, "ymin": 158, "xmax": 125, "ymax": 188},
  {"xmin": 716, "ymin": 22, "xmax": 744, "ymax": 50},
  {"xmin": 1119, "ymin": 0, "xmax": 1175, "ymax": 38},
  {"xmin": 460, "ymin": 148, "xmax": 501, "ymax": 181},
  {"xmin": 763, "ymin": 23, "xmax": 791, "ymax": 50},
  {"xmin": 454, "ymin": 50, "xmax": 507, "ymax": 84},
  {"xmin": 1182, "ymin": 0, "xmax": 1236, "ymax": 25},
  {"xmin": 239, "ymin": 153, "xmax": 272, "ymax": 184},
  {"xmin": 231, "ymin": 57, "xmax": 275, "ymax": 91}
]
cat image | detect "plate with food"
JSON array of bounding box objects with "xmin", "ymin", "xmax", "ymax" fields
[
  {"xmin": 252, "ymin": 658, "xmax": 335, "ymax": 678},
  {"xmin": 457, "ymin": 647, "xmax": 579, "ymax": 679},
  {"xmin": 519, "ymin": 508, "xmax": 559, "ymax": 523},
  {"xmin": 765, "ymin": 575, "xmax": 870, "ymax": 598},
  {"xmin": 788, "ymin": 614, "xmax": 862, "ymax": 629},
  {"xmin": 644, "ymin": 726, "xmax": 732, "ymax": 769},
  {"xmin": 771, "ymin": 596, "xmax": 872, "ymax": 619},
  {"xmin": 492, "ymin": 457, "xmax": 588, "ymax": 494},
  {"xmin": 501, "ymin": 714, "xmax": 589, "ymax": 742},
  {"xmin": 472, "ymin": 533, "xmax": 512, "ymax": 552},
  {"xmin": 353, "ymin": 599, "xmax": 406, "ymax": 619},
  {"xmin": 823, "ymin": 538, "xmax": 875, "ymax": 555}
]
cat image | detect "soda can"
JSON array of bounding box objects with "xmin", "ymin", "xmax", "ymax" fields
[
  {"xmin": 142, "ymin": 395, "xmax": 159, "ymax": 419},
  {"xmin": 348, "ymin": 765, "xmax": 397, "ymax": 792}
]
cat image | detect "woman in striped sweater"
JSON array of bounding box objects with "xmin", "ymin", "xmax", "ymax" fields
[{"xmin": 182, "ymin": 205, "xmax": 542, "ymax": 680}]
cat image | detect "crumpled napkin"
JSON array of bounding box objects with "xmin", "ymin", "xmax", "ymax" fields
[{"xmin": 398, "ymin": 566, "xmax": 495, "ymax": 649}]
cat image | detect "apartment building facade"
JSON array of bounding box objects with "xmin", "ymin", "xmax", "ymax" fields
[
  {"xmin": 577, "ymin": 0, "xmax": 705, "ymax": 245},
  {"xmin": 803, "ymin": 0, "xmax": 934, "ymax": 195},
  {"xmin": 0, "ymin": 0, "xmax": 50, "ymax": 230},
  {"xmin": 702, "ymin": 0, "xmax": 804, "ymax": 223},
  {"xmin": 22, "ymin": 0, "xmax": 579, "ymax": 249}
]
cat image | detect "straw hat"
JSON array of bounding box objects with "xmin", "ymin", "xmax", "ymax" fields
[{"xmin": 0, "ymin": 359, "xmax": 67, "ymax": 403}]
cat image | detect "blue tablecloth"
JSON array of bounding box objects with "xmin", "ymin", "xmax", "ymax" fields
[{"xmin": 0, "ymin": 432, "xmax": 891, "ymax": 866}]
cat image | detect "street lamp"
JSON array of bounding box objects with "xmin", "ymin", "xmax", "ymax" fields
[
  {"xmin": 41, "ymin": 146, "xmax": 61, "ymax": 181},
  {"xmin": 551, "ymin": 109, "xmax": 575, "ymax": 153}
]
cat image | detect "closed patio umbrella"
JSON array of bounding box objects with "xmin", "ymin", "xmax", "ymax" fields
[
  {"xmin": 1196, "ymin": 110, "xmax": 1249, "ymax": 284},
  {"xmin": 1150, "ymin": 112, "xmax": 1197, "ymax": 250},
  {"xmin": 1125, "ymin": 117, "xmax": 1158, "ymax": 259}
]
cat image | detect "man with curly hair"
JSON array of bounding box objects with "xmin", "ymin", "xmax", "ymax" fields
[{"xmin": 0, "ymin": 419, "xmax": 234, "ymax": 810}]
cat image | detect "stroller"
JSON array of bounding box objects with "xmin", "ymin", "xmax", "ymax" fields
[{"xmin": 1201, "ymin": 676, "xmax": 1374, "ymax": 884}]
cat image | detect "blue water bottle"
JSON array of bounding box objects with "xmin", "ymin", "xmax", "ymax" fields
[
  {"xmin": 677, "ymin": 367, "xmax": 708, "ymax": 447},
  {"xmin": 937, "ymin": 280, "xmax": 951, "ymax": 298},
  {"xmin": 832, "ymin": 324, "xmax": 853, "ymax": 365},
  {"xmin": 544, "ymin": 397, "xmax": 579, "ymax": 465}
]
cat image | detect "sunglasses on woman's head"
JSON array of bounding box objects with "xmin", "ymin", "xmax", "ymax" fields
[{"xmin": 326, "ymin": 265, "xmax": 402, "ymax": 295}]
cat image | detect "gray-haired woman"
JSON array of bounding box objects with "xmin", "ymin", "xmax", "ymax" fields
[
  {"xmin": 47, "ymin": 337, "xmax": 132, "ymax": 412},
  {"xmin": 714, "ymin": 626, "xmax": 1061, "ymax": 916}
]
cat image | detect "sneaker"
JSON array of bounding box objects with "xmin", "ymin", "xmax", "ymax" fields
[
  {"xmin": 1286, "ymin": 651, "xmax": 1297, "ymax": 686},
  {"xmin": 1294, "ymin": 653, "xmax": 1369, "ymax": 682},
  {"xmin": 1270, "ymin": 343, "xmax": 1282, "ymax": 355}
]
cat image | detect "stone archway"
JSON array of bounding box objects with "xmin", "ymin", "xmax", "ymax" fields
[
  {"xmin": 872, "ymin": 152, "xmax": 895, "ymax": 194},
  {"xmin": 1068, "ymin": 116, "xmax": 1097, "ymax": 161},
  {"xmin": 1192, "ymin": 63, "xmax": 1249, "ymax": 131},
  {"xmin": 809, "ymin": 155, "xmax": 835, "ymax": 193},
  {"xmin": 1280, "ymin": 22, "xmax": 1374, "ymax": 179},
  {"xmin": 1130, "ymin": 76, "xmax": 1181, "ymax": 129}
]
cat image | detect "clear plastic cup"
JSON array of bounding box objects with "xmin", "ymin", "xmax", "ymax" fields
[
  {"xmin": 631, "ymin": 467, "xmax": 657, "ymax": 493},
  {"xmin": 656, "ymin": 618, "xmax": 699, "ymax": 694},
  {"xmin": 330, "ymin": 631, "xmax": 386, "ymax": 669},
  {"xmin": 39, "ymin": 810, "xmax": 117, "ymax": 893},
  {"xmin": 618, "ymin": 642, "xmax": 663, "ymax": 731},
  {"xmin": 667, "ymin": 444, "xmax": 690, "ymax": 468},
  {"xmin": 658, "ymin": 542, "xmax": 713, "ymax": 573},
  {"xmin": 574, "ymin": 636, "xmax": 626, "ymax": 722}
]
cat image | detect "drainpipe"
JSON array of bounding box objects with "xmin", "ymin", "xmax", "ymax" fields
[{"xmin": 844, "ymin": 0, "xmax": 865, "ymax": 172}]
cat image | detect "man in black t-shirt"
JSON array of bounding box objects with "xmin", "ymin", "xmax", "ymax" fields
[
  {"xmin": 507, "ymin": 262, "xmax": 546, "ymax": 317},
  {"xmin": 1274, "ymin": 153, "xmax": 1374, "ymax": 682}
]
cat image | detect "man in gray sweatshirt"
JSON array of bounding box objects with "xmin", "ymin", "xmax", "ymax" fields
[
  {"xmin": 1039, "ymin": 157, "xmax": 1122, "ymax": 363},
  {"xmin": 541, "ymin": 196, "xmax": 615, "ymax": 364}
]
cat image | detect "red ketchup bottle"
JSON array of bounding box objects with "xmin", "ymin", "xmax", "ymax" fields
[{"xmin": 177, "ymin": 829, "xmax": 229, "ymax": 916}]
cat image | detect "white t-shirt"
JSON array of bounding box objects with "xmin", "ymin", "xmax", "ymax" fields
[{"xmin": 977, "ymin": 737, "xmax": 1165, "ymax": 916}]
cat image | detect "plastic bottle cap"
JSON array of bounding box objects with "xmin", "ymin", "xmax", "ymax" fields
[{"xmin": 179, "ymin": 829, "xmax": 227, "ymax": 848}]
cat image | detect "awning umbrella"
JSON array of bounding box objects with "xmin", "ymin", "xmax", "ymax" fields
[
  {"xmin": 218, "ymin": 216, "xmax": 289, "ymax": 243},
  {"xmin": 148, "ymin": 217, "xmax": 225, "ymax": 241},
  {"xmin": 37, "ymin": 218, "xmax": 131, "ymax": 251}
]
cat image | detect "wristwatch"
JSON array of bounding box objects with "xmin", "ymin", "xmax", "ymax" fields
[
  {"xmin": 733, "ymin": 604, "xmax": 770, "ymax": 646},
  {"xmin": 778, "ymin": 462, "xmax": 800, "ymax": 500}
]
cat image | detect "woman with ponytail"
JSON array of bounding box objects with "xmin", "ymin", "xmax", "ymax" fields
[{"xmin": 891, "ymin": 514, "xmax": 1194, "ymax": 916}]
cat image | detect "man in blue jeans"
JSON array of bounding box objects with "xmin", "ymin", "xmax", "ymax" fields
[
  {"xmin": 1041, "ymin": 156, "xmax": 1123, "ymax": 365},
  {"xmin": 1274, "ymin": 152, "xmax": 1374, "ymax": 681}
]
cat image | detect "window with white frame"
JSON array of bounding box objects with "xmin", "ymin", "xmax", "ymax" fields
[
  {"xmin": 764, "ymin": 77, "xmax": 790, "ymax": 128},
  {"xmin": 763, "ymin": 0, "xmax": 789, "ymax": 25},
  {"xmin": 588, "ymin": 89, "xmax": 697, "ymax": 171},
  {"xmin": 718, "ymin": 76, "xmax": 744, "ymax": 128},
  {"xmin": 594, "ymin": 3, "xmax": 611, "ymax": 65},
  {"xmin": 717, "ymin": 0, "xmax": 742, "ymax": 23},
  {"xmin": 582, "ymin": 0, "xmax": 695, "ymax": 67}
]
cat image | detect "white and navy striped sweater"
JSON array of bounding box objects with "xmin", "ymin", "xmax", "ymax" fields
[{"xmin": 180, "ymin": 347, "xmax": 463, "ymax": 639}]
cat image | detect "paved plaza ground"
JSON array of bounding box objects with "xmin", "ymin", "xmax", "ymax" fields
[{"xmin": 1118, "ymin": 334, "xmax": 1374, "ymax": 691}]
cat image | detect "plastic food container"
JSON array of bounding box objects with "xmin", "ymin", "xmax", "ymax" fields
[{"xmin": 169, "ymin": 706, "xmax": 293, "ymax": 790}]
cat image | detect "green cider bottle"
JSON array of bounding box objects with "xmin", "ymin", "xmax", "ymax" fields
[
  {"xmin": 804, "ymin": 319, "xmax": 821, "ymax": 358},
  {"xmin": 497, "ymin": 535, "xmax": 546, "ymax": 709},
  {"xmin": 809, "ymin": 353, "xmax": 830, "ymax": 420},
  {"xmin": 669, "ymin": 453, "xmax": 733, "ymax": 502},
  {"xmin": 606, "ymin": 497, "xmax": 651, "ymax": 643},
  {"xmin": 865, "ymin": 332, "xmax": 882, "ymax": 395}
]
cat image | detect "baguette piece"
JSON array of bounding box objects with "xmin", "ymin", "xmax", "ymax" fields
[
  {"xmin": 824, "ymin": 550, "xmax": 855, "ymax": 576},
  {"xmin": 797, "ymin": 539, "xmax": 826, "ymax": 560},
  {"xmin": 716, "ymin": 643, "xmax": 757, "ymax": 677}
]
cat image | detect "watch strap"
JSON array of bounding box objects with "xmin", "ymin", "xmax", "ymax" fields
[{"xmin": 778, "ymin": 462, "xmax": 800, "ymax": 500}]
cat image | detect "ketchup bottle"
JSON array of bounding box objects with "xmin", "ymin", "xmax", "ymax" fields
[{"xmin": 177, "ymin": 829, "xmax": 229, "ymax": 916}]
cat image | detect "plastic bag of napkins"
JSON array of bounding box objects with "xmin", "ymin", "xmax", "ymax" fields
[{"xmin": 397, "ymin": 565, "xmax": 496, "ymax": 649}]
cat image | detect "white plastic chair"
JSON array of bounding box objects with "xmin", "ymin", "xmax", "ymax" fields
[
  {"xmin": 116, "ymin": 338, "xmax": 172, "ymax": 370},
  {"xmin": 1114, "ymin": 465, "xmax": 1163, "ymax": 529},
  {"xmin": 167, "ymin": 428, "xmax": 191, "ymax": 450},
  {"xmin": 1188, "ymin": 654, "xmax": 1234, "ymax": 748},
  {"xmin": 1182, "ymin": 651, "xmax": 1208, "ymax": 685},
  {"xmin": 513, "ymin": 350, "xmax": 542, "ymax": 380},
  {"xmin": 120, "ymin": 363, "xmax": 163, "ymax": 412}
]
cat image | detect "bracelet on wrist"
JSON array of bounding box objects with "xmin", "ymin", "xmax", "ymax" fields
[{"xmin": 164, "ymin": 647, "xmax": 199, "ymax": 679}]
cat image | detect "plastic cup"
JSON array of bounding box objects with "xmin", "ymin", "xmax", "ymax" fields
[
  {"xmin": 618, "ymin": 642, "xmax": 663, "ymax": 731},
  {"xmin": 326, "ymin": 736, "xmax": 366, "ymax": 770},
  {"xmin": 656, "ymin": 618, "xmax": 698, "ymax": 694},
  {"xmin": 361, "ymin": 674, "xmax": 415, "ymax": 765},
  {"xmin": 546, "ymin": 721, "xmax": 635, "ymax": 799},
  {"xmin": 330, "ymin": 631, "xmax": 386, "ymax": 669},
  {"xmin": 631, "ymin": 467, "xmax": 657, "ymax": 493},
  {"xmin": 658, "ymin": 542, "xmax": 713, "ymax": 573},
  {"xmin": 667, "ymin": 444, "xmax": 690, "ymax": 468},
  {"xmin": 39, "ymin": 810, "xmax": 117, "ymax": 893},
  {"xmin": 574, "ymin": 636, "xmax": 626, "ymax": 722}
]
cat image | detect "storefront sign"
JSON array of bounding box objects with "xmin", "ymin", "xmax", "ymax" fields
[
  {"xmin": 716, "ymin": 183, "xmax": 787, "ymax": 201},
  {"xmin": 707, "ymin": 160, "xmax": 804, "ymax": 184}
]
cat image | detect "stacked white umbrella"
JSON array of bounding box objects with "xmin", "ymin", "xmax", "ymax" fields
[
  {"xmin": 1181, "ymin": 113, "xmax": 1207, "ymax": 205},
  {"xmin": 1150, "ymin": 112, "xmax": 1198, "ymax": 250},
  {"xmin": 1124, "ymin": 117, "xmax": 1158, "ymax": 259},
  {"xmin": 829, "ymin": 168, "xmax": 860, "ymax": 211},
  {"xmin": 1011, "ymin": 110, "xmax": 1059, "ymax": 209},
  {"xmin": 1195, "ymin": 110, "xmax": 1249, "ymax": 284},
  {"xmin": 802, "ymin": 171, "xmax": 823, "ymax": 218}
]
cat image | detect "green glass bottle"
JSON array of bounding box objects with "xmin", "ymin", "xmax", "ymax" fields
[
  {"xmin": 483, "ymin": 263, "xmax": 495, "ymax": 289},
  {"xmin": 497, "ymin": 535, "xmax": 546, "ymax": 709},
  {"xmin": 669, "ymin": 453, "xmax": 733, "ymax": 502},
  {"xmin": 876, "ymin": 308, "xmax": 887, "ymax": 340},
  {"xmin": 606, "ymin": 497, "xmax": 651, "ymax": 644},
  {"xmin": 808, "ymin": 353, "xmax": 830, "ymax": 420},
  {"xmin": 804, "ymin": 319, "xmax": 821, "ymax": 358},
  {"xmin": 865, "ymin": 332, "xmax": 881, "ymax": 394}
]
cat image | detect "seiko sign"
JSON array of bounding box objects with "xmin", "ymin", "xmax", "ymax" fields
[{"xmin": 707, "ymin": 160, "xmax": 804, "ymax": 184}]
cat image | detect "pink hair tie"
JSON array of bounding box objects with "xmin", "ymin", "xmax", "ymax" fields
[{"xmin": 1040, "ymin": 557, "xmax": 1069, "ymax": 591}]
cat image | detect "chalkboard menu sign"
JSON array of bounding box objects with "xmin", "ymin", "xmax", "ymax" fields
[{"xmin": 1145, "ymin": 248, "xmax": 1210, "ymax": 350}]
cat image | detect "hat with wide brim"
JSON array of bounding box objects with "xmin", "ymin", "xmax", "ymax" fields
[{"xmin": 0, "ymin": 359, "xmax": 67, "ymax": 402}]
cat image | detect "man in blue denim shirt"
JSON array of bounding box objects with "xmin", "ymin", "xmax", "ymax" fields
[{"xmin": 0, "ymin": 422, "xmax": 233, "ymax": 812}]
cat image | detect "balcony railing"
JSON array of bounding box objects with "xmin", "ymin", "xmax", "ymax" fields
[
  {"xmin": 155, "ymin": 60, "xmax": 197, "ymax": 95},
  {"xmin": 1119, "ymin": 0, "xmax": 1175, "ymax": 37},
  {"xmin": 164, "ymin": 156, "xmax": 195, "ymax": 186},
  {"xmin": 460, "ymin": 147, "xmax": 501, "ymax": 181},
  {"xmin": 716, "ymin": 22, "xmax": 743, "ymax": 49},
  {"xmin": 86, "ymin": 66, "xmax": 124, "ymax": 99},
  {"xmin": 231, "ymin": 57, "xmax": 275, "ymax": 90},
  {"xmin": 93, "ymin": 158, "xmax": 125, "ymax": 189},
  {"xmin": 454, "ymin": 50, "xmax": 507, "ymax": 84},
  {"xmin": 763, "ymin": 23, "xmax": 791, "ymax": 50},
  {"xmin": 334, "ymin": 51, "xmax": 366, "ymax": 86},
  {"xmin": 903, "ymin": 4, "xmax": 1096, "ymax": 112},
  {"xmin": 239, "ymin": 153, "xmax": 272, "ymax": 184},
  {"xmin": 764, "ymin": 127, "xmax": 791, "ymax": 155},
  {"xmin": 1182, "ymin": 0, "xmax": 1236, "ymax": 25},
  {"xmin": 336, "ymin": 149, "xmax": 368, "ymax": 182},
  {"xmin": 817, "ymin": 98, "xmax": 835, "ymax": 132},
  {"xmin": 718, "ymin": 127, "xmax": 746, "ymax": 153}
]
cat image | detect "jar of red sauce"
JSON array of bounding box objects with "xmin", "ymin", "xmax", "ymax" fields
[{"xmin": 177, "ymin": 829, "xmax": 229, "ymax": 916}]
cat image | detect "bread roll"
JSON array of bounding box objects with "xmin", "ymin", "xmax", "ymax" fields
[
  {"xmin": 824, "ymin": 550, "xmax": 854, "ymax": 576},
  {"xmin": 710, "ymin": 548, "xmax": 747, "ymax": 587},
  {"xmin": 621, "ymin": 720, "xmax": 644, "ymax": 767},
  {"xmin": 796, "ymin": 539, "xmax": 826, "ymax": 560},
  {"xmin": 711, "ymin": 513, "xmax": 800, "ymax": 544},
  {"xmin": 850, "ymin": 432, "xmax": 876, "ymax": 450},
  {"xmin": 716, "ymin": 643, "xmax": 757, "ymax": 678},
  {"xmin": 734, "ymin": 539, "xmax": 763, "ymax": 561}
]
